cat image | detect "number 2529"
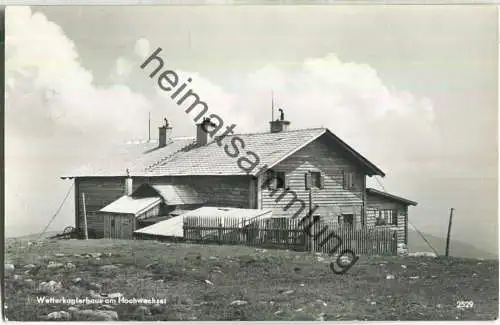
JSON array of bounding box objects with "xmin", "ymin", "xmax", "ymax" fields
[{"xmin": 457, "ymin": 301, "xmax": 474, "ymax": 309}]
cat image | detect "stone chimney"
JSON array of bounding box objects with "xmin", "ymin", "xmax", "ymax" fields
[
  {"xmin": 270, "ymin": 108, "xmax": 290, "ymax": 133},
  {"xmin": 196, "ymin": 117, "xmax": 216, "ymax": 146},
  {"xmin": 158, "ymin": 118, "xmax": 172, "ymax": 148}
]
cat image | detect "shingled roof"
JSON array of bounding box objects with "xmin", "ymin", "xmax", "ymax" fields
[{"xmin": 62, "ymin": 128, "xmax": 385, "ymax": 178}]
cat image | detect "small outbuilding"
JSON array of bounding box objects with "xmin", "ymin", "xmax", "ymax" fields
[{"xmin": 86, "ymin": 183, "xmax": 206, "ymax": 239}]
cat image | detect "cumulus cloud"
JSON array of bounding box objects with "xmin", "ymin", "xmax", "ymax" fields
[
  {"xmin": 142, "ymin": 48, "xmax": 439, "ymax": 177},
  {"xmin": 5, "ymin": 6, "xmax": 152, "ymax": 141}
]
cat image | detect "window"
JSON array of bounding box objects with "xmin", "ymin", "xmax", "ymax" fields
[
  {"xmin": 305, "ymin": 171, "xmax": 324, "ymax": 189},
  {"xmin": 311, "ymin": 172, "xmax": 321, "ymax": 188},
  {"xmin": 276, "ymin": 172, "xmax": 285, "ymax": 189},
  {"xmin": 343, "ymin": 171, "xmax": 355, "ymax": 190},
  {"xmin": 338, "ymin": 214, "xmax": 354, "ymax": 227},
  {"xmin": 375, "ymin": 210, "xmax": 398, "ymax": 226},
  {"xmin": 268, "ymin": 170, "xmax": 288, "ymax": 190}
]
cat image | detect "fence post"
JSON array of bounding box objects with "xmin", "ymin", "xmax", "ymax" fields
[{"xmin": 218, "ymin": 221, "xmax": 223, "ymax": 244}]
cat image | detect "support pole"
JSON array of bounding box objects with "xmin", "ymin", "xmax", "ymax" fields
[
  {"xmin": 309, "ymin": 184, "xmax": 315, "ymax": 253},
  {"xmin": 82, "ymin": 193, "xmax": 89, "ymax": 240},
  {"xmin": 445, "ymin": 208, "xmax": 454, "ymax": 256}
]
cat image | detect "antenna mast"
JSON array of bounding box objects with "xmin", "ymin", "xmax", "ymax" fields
[
  {"xmin": 271, "ymin": 91, "xmax": 274, "ymax": 121},
  {"xmin": 148, "ymin": 112, "xmax": 151, "ymax": 142}
]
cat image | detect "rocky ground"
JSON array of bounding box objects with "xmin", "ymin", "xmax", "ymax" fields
[{"xmin": 4, "ymin": 238, "xmax": 499, "ymax": 321}]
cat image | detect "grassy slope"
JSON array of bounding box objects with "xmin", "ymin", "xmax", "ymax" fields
[{"xmin": 4, "ymin": 238, "xmax": 499, "ymax": 321}]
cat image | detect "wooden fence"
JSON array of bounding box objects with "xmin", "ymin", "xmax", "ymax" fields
[{"xmin": 183, "ymin": 216, "xmax": 398, "ymax": 255}]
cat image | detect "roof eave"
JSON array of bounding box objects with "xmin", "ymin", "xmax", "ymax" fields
[{"xmin": 366, "ymin": 188, "xmax": 417, "ymax": 206}]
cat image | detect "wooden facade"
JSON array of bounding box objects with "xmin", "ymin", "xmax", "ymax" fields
[
  {"xmin": 75, "ymin": 175, "xmax": 252, "ymax": 238},
  {"xmin": 365, "ymin": 194, "xmax": 410, "ymax": 245},
  {"xmin": 73, "ymin": 133, "xmax": 415, "ymax": 246},
  {"xmin": 259, "ymin": 134, "xmax": 365, "ymax": 226}
]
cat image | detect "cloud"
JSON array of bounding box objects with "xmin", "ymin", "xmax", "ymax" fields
[
  {"xmin": 134, "ymin": 37, "xmax": 151, "ymax": 59},
  {"xmin": 5, "ymin": 6, "xmax": 152, "ymax": 141}
]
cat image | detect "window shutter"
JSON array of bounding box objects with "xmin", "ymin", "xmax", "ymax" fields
[
  {"xmin": 305, "ymin": 172, "xmax": 311, "ymax": 190},
  {"xmin": 284, "ymin": 173, "xmax": 290, "ymax": 189},
  {"xmin": 342, "ymin": 171, "xmax": 346, "ymax": 189},
  {"xmin": 393, "ymin": 210, "xmax": 398, "ymax": 226},
  {"xmin": 319, "ymin": 173, "xmax": 325, "ymax": 189}
]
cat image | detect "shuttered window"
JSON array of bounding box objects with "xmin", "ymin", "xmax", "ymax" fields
[
  {"xmin": 342, "ymin": 171, "xmax": 355, "ymax": 190},
  {"xmin": 268, "ymin": 170, "xmax": 286, "ymax": 189},
  {"xmin": 306, "ymin": 171, "xmax": 324, "ymax": 189}
]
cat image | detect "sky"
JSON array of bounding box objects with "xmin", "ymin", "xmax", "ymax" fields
[{"xmin": 4, "ymin": 5, "xmax": 498, "ymax": 255}]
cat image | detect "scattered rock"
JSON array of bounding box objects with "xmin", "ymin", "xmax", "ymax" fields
[
  {"xmin": 386, "ymin": 274, "xmax": 395, "ymax": 280},
  {"xmin": 24, "ymin": 278, "xmax": 33, "ymax": 284},
  {"xmin": 100, "ymin": 265, "xmax": 119, "ymax": 272},
  {"xmin": 295, "ymin": 308, "xmax": 304, "ymax": 312},
  {"xmin": 107, "ymin": 292, "xmax": 123, "ymax": 299},
  {"xmin": 65, "ymin": 262, "xmax": 76, "ymax": 270},
  {"xmin": 88, "ymin": 282, "xmax": 102, "ymax": 290},
  {"xmin": 316, "ymin": 312, "xmax": 326, "ymax": 321},
  {"xmin": 73, "ymin": 254, "xmax": 82, "ymax": 258},
  {"xmin": 4, "ymin": 263, "xmax": 15, "ymax": 276},
  {"xmin": 38, "ymin": 280, "xmax": 62, "ymax": 294},
  {"xmin": 209, "ymin": 256, "xmax": 217, "ymax": 260},
  {"xmin": 151, "ymin": 303, "xmax": 164, "ymax": 314},
  {"xmin": 401, "ymin": 265, "xmax": 407, "ymax": 269},
  {"xmin": 46, "ymin": 311, "xmax": 71, "ymax": 320},
  {"xmin": 47, "ymin": 261, "xmax": 64, "ymax": 269},
  {"xmin": 300, "ymin": 283, "xmax": 305, "ymax": 287},
  {"xmin": 71, "ymin": 309, "xmax": 118, "ymax": 321},
  {"xmin": 371, "ymin": 301, "xmax": 377, "ymax": 305},
  {"xmin": 274, "ymin": 310, "xmax": 283, "ymax": 315},
  {"xmin": 99, "ymin": 305, "xmax": 114, "ymax": 310},
  {"xmin": 316, "ymin": 299, "xmax": 327, "ymax": 307},
  {"xmin": 23, "ymin": 264, "xmax": 36, "ymax": 270},
  {"xmin": 282, "ymin": 290, "xmax": 295, "ymax": 295},
  {"xmin": 68, "ymin": 306, "xmax": 79, "ymax": 313},
  {"xmin": 90, "ymin": 253, "xmax": 102, "ymax": 258},
  {"xmin": 89, "ymin": 290, "xmax": 102, "ymax": 299},
  {"xmin": 436, "ymin": 304, "xmax": 442, "ymax": 309},
  {"xmin": 135, "ymin": 306, "xmax": 151, "ymax": 316},
  {"xmin": 72, "ymin": 277, "xmax": 82, "ymax": 284},
  {"xmin": 317, "ymin": 256, "xmax": 325, "ymax": 262},
  {"xmin": 409, "ymin": 276, "xmax": 420, "ymax": 280},
  {"xmin": 230, "ymin": 300, "xmax": 248, "ymax": 306},
  {"xmin": 13, "ymin": 274, "xmax": 23, "ymax": 281},
  {"xmin": 204, "ymin": 279, "xmax": 214, "ymax": 286},
  {"xmin": 54, "ymin": 253, "xmax": 65, "ymax": 257}
]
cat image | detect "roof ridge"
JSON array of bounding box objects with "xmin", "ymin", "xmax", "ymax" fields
[
  {"xmin": 228, "ymin": 127, "xmax": 326, "ymax": 137},
  {"xmin": 144, "ymin": 139, "xmax": 197, "ymax": 171}
]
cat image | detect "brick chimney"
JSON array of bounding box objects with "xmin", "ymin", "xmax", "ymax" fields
[
  {"xmin": 158, "ymin": 118, "xmax": 172, "ymax": 148},
  {"xmin": 270, "ymin": 108, "xmax": 290, "ymax": 133},
  {"xmin": 196, "ymin": 117, "xmax": 216, "ymax": 146}
]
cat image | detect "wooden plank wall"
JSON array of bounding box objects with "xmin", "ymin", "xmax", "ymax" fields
[
  {"xmin": 261, "ymin": 135, "xmax": 364, "ymax": 225},
  {"xmin": 365, "ymin": 194, "xmax": 408, "ymax": 245},
  {"xmin": 76, "ymin": 177, "xmax": 125, "ymax": 233}
]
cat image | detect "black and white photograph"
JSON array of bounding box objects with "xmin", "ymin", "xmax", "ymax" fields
[{"xmin": 3, "ymin": 3, "xmax": 499, "ymax": 321}]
